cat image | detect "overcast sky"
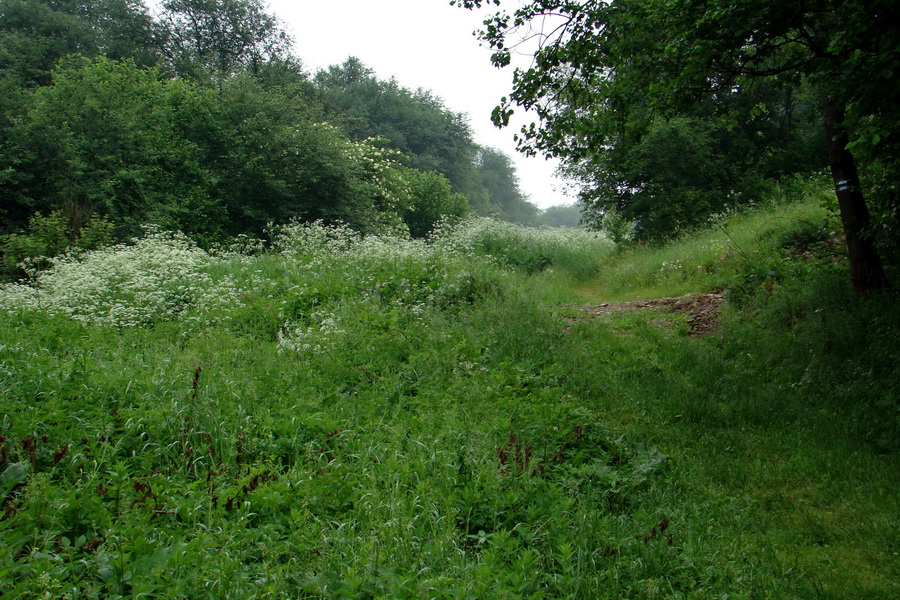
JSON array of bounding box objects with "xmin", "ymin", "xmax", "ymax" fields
[{"xmin": 267, "ymin": 0, "xmax": 573, "ymax": 208}]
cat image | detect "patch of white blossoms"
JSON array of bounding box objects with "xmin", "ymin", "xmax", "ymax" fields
[
  {"xmin": 270, "ymin": 219, "xmax": 361, "ymax": 261},
  {"xmin": 272, "ymin": 221, "xmax": 495, "ymax": 356},
  {"xmin": 276, "ymin": 310, "xmax": 348, "ymax": 355},
  {"xmin": 0, "ymin": 230, "xmax": 243, "ymax": 328},
  {"xmin": 345, "ymin": 136, "xmax": 410, "ymax": 210},
  {"xmin": 0, "ymin": 217, "xmax": 614, "ymax": 350}
]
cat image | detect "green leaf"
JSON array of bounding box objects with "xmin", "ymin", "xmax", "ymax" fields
[{"xmin": 0, "ymin": 462, "xmax": 30, "ymax": 495}]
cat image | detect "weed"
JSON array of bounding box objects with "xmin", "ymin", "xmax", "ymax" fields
[{"xmin": 1, "ymin": 208, "xmax": 897, "ymax": 598}]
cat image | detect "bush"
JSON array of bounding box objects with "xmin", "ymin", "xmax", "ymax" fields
[
  {"xmin": 401, "ymin": 170, "xmax": 468, "ymax": 238},
  {"xmin": 1, "ymin": 209, "xmax": 113, "ymax": 279}
]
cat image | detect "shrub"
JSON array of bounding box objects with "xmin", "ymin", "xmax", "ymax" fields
[
  {"xmin": 401, "ymin": 169, "xmax": 468, "ymax": 238},
  {"xmin": 1, "ymin": 209, "xmax": 114, "ymax": 278}
]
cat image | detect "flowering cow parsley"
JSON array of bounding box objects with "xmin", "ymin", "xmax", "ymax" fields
[{"xmin": 0, "ymin": 230, "xmax": 243, "ymax": 328}]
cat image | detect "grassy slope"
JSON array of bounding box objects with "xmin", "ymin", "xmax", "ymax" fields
[
  {"xmin": 1, "ymin": 204, "xmax": 898, "ymax": 598},
  {"xmin": 563, "ymin": 190, "xmax": 900, "ymax": 598},
  {"xmin": 574, "ymin": 186, "xmax": 839, "ymax": 303}
]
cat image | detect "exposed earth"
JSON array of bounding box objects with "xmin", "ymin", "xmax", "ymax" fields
[{"xmin": 566, "ymin": 291, "xmax": 725, "ymax": 336}]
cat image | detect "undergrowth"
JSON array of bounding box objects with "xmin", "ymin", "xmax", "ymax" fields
[
  {"xmin": 578, "ymin": 177, "xmax": 839, "ymax": 302},
  {"xmin": 1, "ymin": 204, "xmax": 898, "ymax": 598}
]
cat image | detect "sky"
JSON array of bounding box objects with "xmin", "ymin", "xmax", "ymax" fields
[{"xmin": 266, "ymin": 0, "xmax": 574, "ymax": 209}]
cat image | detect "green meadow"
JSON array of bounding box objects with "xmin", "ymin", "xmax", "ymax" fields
[{"xmin": 2, "ymin": 190, "xmax": 898, "ymax": 599}]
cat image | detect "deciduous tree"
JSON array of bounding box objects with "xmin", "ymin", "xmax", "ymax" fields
[
  {"xmin": 158, "ymin": 0, "xmax": 296, "ymax": 79},
  {"xmin": 314, "ymin": 58, "xmax": 484, "ymax": 203},
  {"xmin": 11, "ymin": 56, "xmax": 216, "ymax": 238},
  {"xmin": 456, "ymin": 0, "xmax": 898, "ymax": 292}
]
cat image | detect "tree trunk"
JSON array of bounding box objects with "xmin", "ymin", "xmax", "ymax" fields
[{"xmin": 823, "ymin": 103, "xmax": 888, "ymax": 295}]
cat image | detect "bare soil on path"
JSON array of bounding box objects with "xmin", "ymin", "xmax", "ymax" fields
[{"xmin": 566, "ymin": 291, "xmax": 725, "ymax": 336}]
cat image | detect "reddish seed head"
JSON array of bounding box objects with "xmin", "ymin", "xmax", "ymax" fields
[{"xmin": 53, "ymin": 445, "xmax": 69, "ymax": 465}]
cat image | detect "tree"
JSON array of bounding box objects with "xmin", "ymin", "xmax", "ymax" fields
[
  {"xmin": 475, "ymin": 146, "xmax": 538, "ymax": 224},
  {"xmin": 200, "ymin": 75, "xmax": 411, "ymax": 236},
  {"xmin": 2, "ymin": 1, "xmax": 473, "ymax": 245},
  {"xmin": 158, "ymin": 0, "xmax": 297, "ymax": 80},
  {"xmin": 560, "ymin": 77, "xmax": 824, "ymax": 241},
  {"xmin": 401, "ymin": 169, "xmax": 468, "ymax": 238},
  {"xmin": 7, "ymin": 56, "xmax": 217, "ymax": 238},
  {"xmin": 536, "ymin": 203, "xmax": 584, "ymax": 228},
  {"xmin": 0, "ymin": 0, "xmax": 158, "ymax": 88},
  {"xmin": 314, "ymin": 59, "xmax": 546, "ymax": 224},
  {"xmin": 456, "ymin": 0, "xmax": 898, "ymax": 293},
  {"xmin": 580, "ymin": 116, "xmax": 728, "ymax": 240},
  {"xmin": 0, "ymin": 0, "xmax": 162, "ymax": 234},
  {"xmin": 314, "ymin": 58, "xmax": 486, "ymax": 203}
]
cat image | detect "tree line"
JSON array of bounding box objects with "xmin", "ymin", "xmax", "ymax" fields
[{"xmin": 0, "ymin": 0, "xmax": 541, "ymax": 272}]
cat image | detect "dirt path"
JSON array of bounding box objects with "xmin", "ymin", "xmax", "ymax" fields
[{"xmin": 566, "ymin": 291, "xmax": 724, "ymax": 336}]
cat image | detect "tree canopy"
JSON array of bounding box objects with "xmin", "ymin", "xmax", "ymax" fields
[
  {"xmin": 157, "ymin": 0, "xmax": 300, "ymax": 80},
  {"xmin": 314, "ymin": 58, "xmax": 482, "ymax": 200},
  {"xmin": 456, "ymin": 0, "xmax": 899, "ymax": 292},
  {"xmin": 313, "ymin": 57, "xmax": 539, "ymax": 223},
  {"xmin": 1, "ymin": 0, "xmax": 539, "ymax": 274}
]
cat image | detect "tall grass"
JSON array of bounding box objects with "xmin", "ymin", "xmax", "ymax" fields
[
  {"xmin": 578, "ymin": 179, "xmax": 837, "ymax": 302},
  {"xmin": 1, "ymin": 209, "xmax": 898, "ymax": 599},
  {"xmin": 431, "ymin": 216, "xmax": 614, "ymax": 279}
]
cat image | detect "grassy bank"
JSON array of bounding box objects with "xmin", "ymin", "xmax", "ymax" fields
[{"xmin": 1, "ymin": 201, "xmax": 898, "ymax": 598}]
